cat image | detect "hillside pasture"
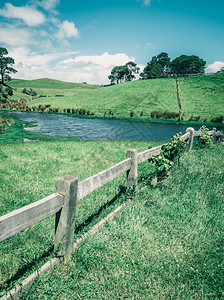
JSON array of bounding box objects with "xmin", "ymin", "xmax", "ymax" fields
[{"xmin": 8, "ymin": 74, "xmax": 224, "ymax": 123}]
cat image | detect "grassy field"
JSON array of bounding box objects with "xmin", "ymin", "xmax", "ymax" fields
[
  {"xmin": 7, "ymin": 74, "xmax": 224, "ymax": 123},
  {"xmin": 0, "ymin": 138, "xmax": 159, "ymax": 295},
  {"xmin": 20, "ymin": 143, "xmax": 223, "ymax": 299},
  {"xmin": 0, "ymin": 137, "xmax": 223, "ymax": 298}
]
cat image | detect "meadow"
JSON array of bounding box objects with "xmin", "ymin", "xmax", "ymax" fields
[
  {"xmin": 0, "ymin": 74, "xmax": 223, "ymax": 298},
  {"xmin": 0, "ymin": 138, "xmax": 159, "ymax": 295},
  {"xmin": 8, "ymin": 74, "xmax": 224, "ymax": 123},
  {"xmin": 0, "ymin": 138, "xmax": 223, "ymax": 298}
]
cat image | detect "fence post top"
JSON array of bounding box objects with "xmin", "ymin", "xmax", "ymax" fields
[
  {"xmin": 58, "ymin": 174, "xmax": 77, "ymax": 183},
  {"xmin": 186, "ymin": 127, "xmax": 195, "ymax": 133},
  {"xmin": 126, "ymin": 148, "xmax": 137, "ymax": 153}
]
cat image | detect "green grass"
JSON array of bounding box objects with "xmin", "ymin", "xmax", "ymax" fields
[
  {"xmin": 7, "ymin": 74, "xmax": 224, "ymax": 123},
  {"xmin": 9, "ymin": 78, "xmax": 101, "ymax": 90},
  {"xmin": 19, "ymin": 143, "xmax": 224, "ymax": 299},
  {"xmin": 0, "ymin": 138, "xmax": 159, "ymax": 295},
  {"xmin": 0, "ymin": 112, "xmax": 55, "ymax": 143}
]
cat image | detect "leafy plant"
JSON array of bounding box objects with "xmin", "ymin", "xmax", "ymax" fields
[
  {"xmin": 149, "ymin": 133, "xmax": 186, "ymax": 178},
  {"xmin": 198, "ymin": 125, "xmax": 212, "ymax": 145}
]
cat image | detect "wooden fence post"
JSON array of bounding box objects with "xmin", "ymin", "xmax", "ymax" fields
[
  {"xmin": 126, "ymin": 148, "xmax": 138, "ymax": 193},
  {"xmin": 54, "ymin": 174, "xmax": 78, "ymax": 261},
  {"xmin": 186, "ymin": 127, "xmax": 195, "ymax": 151}
]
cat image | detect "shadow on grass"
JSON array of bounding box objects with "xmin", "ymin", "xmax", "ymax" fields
[
  {"xmin": 1, "ymin": 185, "xmax": 126, "ymax": 292},
  {"xmin": 75, "ymin": 185, "xmax": 126, "ymax": 234}
]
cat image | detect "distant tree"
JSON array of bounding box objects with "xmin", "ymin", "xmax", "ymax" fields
[
  {"xmin": 124, "ymin": 61, "xmax": 140, "ymax": 81},
  {"xmin": 170, "ymin": 55, "xmax": 206, "ymax": 75},
  {"xmin": 108, "ymin": 61, "xmax": 139, "ymax": 84},
  {"xmin": 140, "ymin": 52, "xmax": 171, "ymax": 79},
  {"xmin": 0, "ymin": 47, "xmax": 17, "ymax": 85},
  {"xmin": 216, "ymin": 67, "xmax": 224, "ymax": 74}
]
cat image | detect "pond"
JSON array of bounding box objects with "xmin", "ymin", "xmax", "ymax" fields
[{"xmin": 6, "ymin": 111, "xmax": 198, "ymax": 141}]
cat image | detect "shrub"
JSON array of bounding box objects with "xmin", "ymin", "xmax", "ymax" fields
[
  {"xmin": 198, "ymin": 125, "xmax": 212, "ymax": 146},
  {"xmin": 150, "ymin": 110, "xmax": 179, "ymax": 119},
  {"xmin": 149, "ymin": 133, "xmax": 186, "ymax": 179},
  {"xmin": 23, "ymin": 88, "xmax": 37, "ymax": 97},
  {"xmin": 189, "ymin": 115, "xmax": 200, "ymax": 121},
  {"xmin": 210, "ymin": 116, "xmax": 224, "ymax": 123},
  {"xmin": 5, "ymin": 86, "xmax": 13, "ymax": 96}
]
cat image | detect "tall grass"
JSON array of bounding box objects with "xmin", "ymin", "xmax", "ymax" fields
[
  {"xmin": 19, "ymin": 143, "xmax": 224, "ymax": 299},
  {"xmin": 0, "ymin": 138, "xmax": 159, "ymax": 295}
]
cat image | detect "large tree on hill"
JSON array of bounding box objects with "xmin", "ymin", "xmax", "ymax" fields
[
  {"xmin": 140, "ymin": 52, "xmax": 171, "ymax": 79},
  {"xmin": 124, "ymin": 61, "xmax": 140, "ymax": 81},
  {"xmin": 0, "ymin": 47, "xmax": 17, "ymax": 85},
  {"xmin": 170, "ymin": 55, "xmax": 206, "ymax": 75},
  {"xmin": 108, "ymin": 61, "xmax": 139, "ymax": 84}
]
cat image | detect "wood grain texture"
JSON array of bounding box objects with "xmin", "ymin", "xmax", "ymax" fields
[
  {"xmin": 181, "ymin": 132, "xmax": 190, "ymax": 141},
  {"xmin": 0, "ymin": 193, "xmax": 63, "ymax": 242},
  {"xmin": 137, "ymin": 145, "xmax": 164, "ymax": 164},
  {"xmin": 77, "ymin": 158, "xmax": 131, "ymax": 201},
  {"xmin": 54, "ymin": 175, "xmax": 78, "ymax": 260}
]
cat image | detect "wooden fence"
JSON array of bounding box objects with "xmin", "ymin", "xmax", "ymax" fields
[{"xmin": 0, "ymin": 127, "xmax": 216, "ymax": 262}]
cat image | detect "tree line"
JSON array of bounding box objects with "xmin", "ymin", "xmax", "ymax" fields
[{"xmin": 108, "ymin": 52, "xmax": 207, "ymax": 84}]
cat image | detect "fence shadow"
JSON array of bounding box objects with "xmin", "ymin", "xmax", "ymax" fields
[{"xmin": 2, "ymin": 185, "xmax": 126, "ymax": 291}]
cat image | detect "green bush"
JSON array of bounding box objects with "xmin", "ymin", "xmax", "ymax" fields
[{"xmin": 211, "ymin": 116, "xmax": 224, "ymax": 123}]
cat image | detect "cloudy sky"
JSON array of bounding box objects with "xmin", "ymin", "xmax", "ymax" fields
[{"xmin": 0, "ymin": 0, "xmax": 224, "ymax": 84}]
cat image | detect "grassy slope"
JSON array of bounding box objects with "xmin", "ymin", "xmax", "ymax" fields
[
  {"xmin": 21, "ymin": 143, "xmax": 224, "ymax": 299},
  {"xmin": 0, "ymin": 138, "xmax": 159, "ymax": 295},
  {"xmin": 8, "ymin": 74, "xmax": 224, "ymax": 122}
]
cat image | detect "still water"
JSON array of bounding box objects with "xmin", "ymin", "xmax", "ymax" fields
[{"xmin": 7, "ymin": 112, "xmax": 197, "ymax": 141}]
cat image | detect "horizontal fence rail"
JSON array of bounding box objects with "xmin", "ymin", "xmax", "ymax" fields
[
  {"xmin": 137, "ymin": 144, "xmax": 164, "ymax": 164},
  {"xmin": 77, "ymin": 158, "xmax": 131, "ymax": 201},
  {"xmin": 0, "ymin": 193, "xmax": 63, "ymax": 242},
  {"xmin": 0, "ymin": 128, "xmax": 217, "ymax": 253}
]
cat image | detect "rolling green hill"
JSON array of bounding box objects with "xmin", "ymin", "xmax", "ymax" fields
[
  {"xmin": 7, "ymin": 74, "xmax": 224, "ymax": 123},
  {"xmin": 9, "ymin": 78, "xmax": 101, "ymax": 90}
]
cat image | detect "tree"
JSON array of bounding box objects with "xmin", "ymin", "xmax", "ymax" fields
[
  {"xmin": 108, "ymin": 65, "xmax": 126, "ymax": 84},
  {"xmin": 0, "ymin": 47, "xmax": 17, "ymax": 85},
  {"xmin": 124, "ymin": 61, "xmax": 140, "ymax": 81},
  {"xmin": 170, "ymin": 55, "xmax": 206, "ymax": 75},
  {"xmin": 108, "ymin": 61, "xmax": 139, "ymax": 84},
  {"xmin": 216, "ymin": 67, "xmax": 224, "ymax": 74},
  {"xmin": 140, "ymin": 52, "xmax": 171, "ymax": 79}
]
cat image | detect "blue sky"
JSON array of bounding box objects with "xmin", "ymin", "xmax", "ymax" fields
[{"xmin": 0, "ymin": 0, "xmax": 224, "ymax": 84}]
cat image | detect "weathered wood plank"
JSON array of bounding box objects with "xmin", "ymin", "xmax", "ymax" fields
[
  {"xmin": 77, "ymin": 158, "xmax": 131, "ymax": 201},
  {"xmin": 0, "ymin": 193, "xmax": 64, "ymax": 242},
  {"xmin": 55, "ymin": 175, "xmax": 78, "ymax": 261},
  {"xmin": 137, "ymin": 145, "xmax": 164, "ymax": 164},
  {"xmin": 126, "ymin": 148, "xmax": 138, "ymax": 192},
  {"xmin": 181, "ymin": 132, "xmax": 190, "ymax": 141}
]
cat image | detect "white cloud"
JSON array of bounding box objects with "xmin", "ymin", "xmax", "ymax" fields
[
  {"xmin": 11, "ymin": 50, "xmax": 137, "ymax": 85},
  {"xmin": 145, "ymin": 42, "xmax": 154, "ymax": 48},
  {"xmin": 137, "ymin": 0, "xmax": 151, "ymax": 6},
  {"xmin": 55, "ymin": 20, "xmax": 79, "ymax": 39},
  {"xmin": 37, "ymin": 0, "xmax": 60, "ymax": 11},
  {"xmin": 0, "ymin": 26, "xmax": 34, "ymax": 46},
  {"xmin": 0, "ymin": 3, "xmax": 46, "ymax": 26},
  {"xmin": 74, "ymin": 52, "xmax": 135, "ymax": 68},
  {"xmin": 206, "ymin": 61, "xmax": 224, "ymax": 73}
]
